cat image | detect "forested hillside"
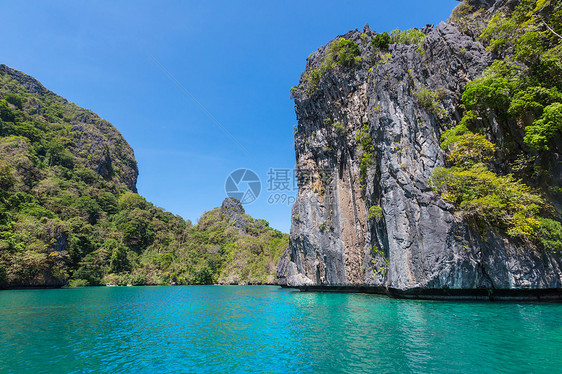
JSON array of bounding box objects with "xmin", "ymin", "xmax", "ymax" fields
[{"xmin": 0, "ymin": 65, "xmax": 287, "ymax": 288}]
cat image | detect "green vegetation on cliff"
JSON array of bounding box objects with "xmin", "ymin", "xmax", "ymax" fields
[
  {"xmin": 355, "ymin": 123, "xmax": 374, "ymax": 188},
  {"xmin": 461, "ymin": 0, "xmax": 562, "ymax": 151},
  {"xmin": 433, "ymin": 125, "xmax": 562, "ymax": 250},
  {"xmin": 433, "ymin": 0, "xmax": 562, "ymax": 252},
  {"xmin": 303, "ymin": 38, "xmax": 361, "ymax": 93},
  {"xmin": 0, "ymin": 65, "xmax": 287, "ymax": 288}
]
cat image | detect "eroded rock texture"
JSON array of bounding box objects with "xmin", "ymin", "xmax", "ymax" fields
[{"xmin": 278, "ymin": 0, "xmax": 562, "ymax": 292}]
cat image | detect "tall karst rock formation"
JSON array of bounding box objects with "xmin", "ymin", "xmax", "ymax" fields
[{"xmin": 278, "ymin": 0, "xmax": 562, "ymax": 299}]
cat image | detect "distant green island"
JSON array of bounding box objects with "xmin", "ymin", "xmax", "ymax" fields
[{"xmin": 0, "ymin": 65, "xmax": 287, "ymax": 288}]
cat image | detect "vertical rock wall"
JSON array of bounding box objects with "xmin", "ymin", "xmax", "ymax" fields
[{"xmin": 278, "ymin": 2, "xmax": 562, "ymax": 293}]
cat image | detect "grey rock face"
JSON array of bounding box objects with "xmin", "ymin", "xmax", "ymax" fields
[
  {"xmin": 69, "ymin": 114, "xmax": 138, "ymax": 192},
  {"xmin": 279, "ymin": 12, "xmax": 562, "ymax": 291},
  {"xmin": 220, "ymin": 197, "xmax": 248, "ymax": 232},
  {"xmin": 466, "ymin": 0, "xmax": 501, "ymax": 10}
]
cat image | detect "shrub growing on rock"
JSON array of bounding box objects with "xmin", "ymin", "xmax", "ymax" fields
[{"xmin": 371, "ymin": 32, "xmax": 391, "ymax": 51}]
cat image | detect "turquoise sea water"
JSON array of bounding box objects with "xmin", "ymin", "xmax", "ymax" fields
[{"xmin": 0, "ymin": 286, "xmax": 560, "ymax": 373}]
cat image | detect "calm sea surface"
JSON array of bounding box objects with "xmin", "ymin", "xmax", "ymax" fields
[{"xmin": 0, "ymin": 286, "xmax": 560, "ymax": 373}]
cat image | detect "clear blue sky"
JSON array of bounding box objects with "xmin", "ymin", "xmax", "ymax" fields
[{"xmin": 0, "ymin": 0, "xmax": 458, "ymax": 232}]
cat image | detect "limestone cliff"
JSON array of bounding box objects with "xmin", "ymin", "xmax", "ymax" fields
[{"xmin": 278, "ymin": 0, "xmax": 562, "ymax": 298}]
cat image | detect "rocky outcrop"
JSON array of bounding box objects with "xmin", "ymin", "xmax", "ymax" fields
[
  {"xmin": 221, "ymin": 198, "xmax": 249, "ymax": 232},
  {"xmin": 279, "ymin": 0, "xmax": 562, "ymax": 297}
]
